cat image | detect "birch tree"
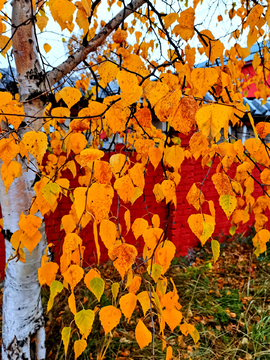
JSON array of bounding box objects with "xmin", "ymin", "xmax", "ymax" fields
[{"xmin": 1, "ymin": 0, "xmax": 270, "ymax": 359}]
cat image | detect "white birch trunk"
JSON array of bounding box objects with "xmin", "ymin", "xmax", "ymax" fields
[{"xmin": 1, "ymin": 0, "xmax": 146, "ymax": 358}]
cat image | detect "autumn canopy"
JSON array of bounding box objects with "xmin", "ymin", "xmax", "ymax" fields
[{"xmin": 0, "ymin": 0, "xmax": 270, "ymax": 358}]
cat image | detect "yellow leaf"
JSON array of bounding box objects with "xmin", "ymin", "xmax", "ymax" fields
[
  {"xmin": 47, "ymin": 280, "xmax": 63, "ymax": 312},
  {"xmin": 108, "ymin": 243, "xmax": 137, "ymax": 279},
  {"xmin": 55, "ymin": 87, "xmax": 82, "ymax": 109},
  {"xmin": 98, "ymin": 61, "xmax": 119, "ymax": 86},
  {"xmin": 124, "ymin": 209, "xmax": 131, "ymax": 235},
  {"xmin": 252, "ymin": 229, "xmax": 270, "ymax": 255},
  {"xmin": 100, "ymin": 219, "xmax": 117, "ymax": 249},
  {"xmin": 68, "ymin": 132, "xmax": 87, "ymax": 155},
  {"xmin": 156, "ymin": 241, "xmax": 176, "ymax": 273},
  {"xmin": 219, "ymin": 195, "xmax": 237, "ymax": 219},
  {"xmin": 196, "ymin": 105, "xmax": 232, "ymax": 140},
  {"xmin": 99, "ymin": 305, "xmax": 122, "ymax": 335},
  {"xmin": 135, "ymin": 319, "xmax": 152, "ymax": 349},
  {"xmin": 22, "ymin": 131, "xmax": 48, "ymax": 164},
  {"xmin": 114, "ymin": 174, "xmax": 135, "ymax": 203},
  {"xmin": 164, "ymin": 13, "xmax": 178, "ymax": 28},
  {"xmin": 51, "ymin": 107, "xmax": 70, "ymax": 123},
  {"xmin": 153, "ymin": 183, "xmax": 165, "ymax": 203},
  {"xmin": 191, "ymin": 68, "xmax": 219, "ymax": 98},
  {"xmin": 246, "ymin": 103, "xmax": 258, "ymax": 142},
  {"xmin": 75, "ymin": 309, "xmax": 95, "ymax": 339},
  {"xmin": 132, "ymin": 218, "xmax": 148, "ymax": 240},
  {"xmin": 111, "ymin": 282, "xmax": 120, "ymax": 302},
  {"xmin": 36, "ymin": 13, "xmax": 49, "ymax": 32},
  {"xmin": 147, "ymin": 263, "xmax": 163, "ymax": 282},
  {"xmin": 129, "ymin": 163, "xmax": 145, "ymax": 190},
  {"xmin": 144, "ymin": 81, "xmax": 169, "ymax": 108},
  {"xmin": 43, "ymin": 43, "xmax": 51, "ymax": 53},
  {"xmin": 63, "ymin": 264, "xmax": 84, "ymax": 291},
  {"xmin": 86, "ymin": 183, "xmax": 114, "ymax": 223},
  {"xmin": 188, "ymin": 214, "xmax": 215, "ymax": 245},
  {"xmin": 119, "ymin": 292, "xmax": 137, "ymax": 322},
  {"xmin": 161, "ymin": 180, "xmax": 176, "ymax": 204},
  {"xmin": 90, "ymin": 277, "xmax": 104, "ymax": 302},
  {"xmin": 1, "ymin": 161, "xmax": 22, "ymax": 193},
  {"xmin": 137, "ymin": 291, "xmax": 151, "ymax": 316},
  {"xmin": 109, "ymin": 154, "xmax": 130, "ymax": 178},
  {"xmin": 38, "ymin": 262, "xmax": 59, "ymax": 286},
  {"xmin": 0, "ymin": 100, "xmax": 24, "ymax": 129},
  {"xmin": 211, "ymin": 239, "xmax": 220, "ymax": 263},
  {"xmin": 42, "ymin": 183, "xmax": 60, "ymax": 207},
  {"xmin": 157, "ymin": 278, "xmax": 167, "ymax": 297},
  {"xmin": 173, "ymin": 7, "xmax": 194, "ymax": 41},
  {"xmin": 186, "ymin": 183, "xmax": 204, "ymax": 211},
  {"xmin": 165, "ymin": 145, "xmax": 184, "ymax": 171},
  {"xmin": 80, "ymin": 148, "xmax": 104, "ymax": 167},
  {"xmin": 130, "ymin": 186, "xmax": 143, "ymax": 205},
  {"xmin": 61, "ymin": 327, "xmax": 71, "ymax": 359},
  {"xmin": 117, "ymin": 70, "xmax": 143, "ymax": 105},
  {"xmin": 74, "ymin": 339, "xmax": 87, "ymax": 360}
]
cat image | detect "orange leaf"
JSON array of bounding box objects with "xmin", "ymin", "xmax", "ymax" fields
[
  {"xmin": 1, "ymin": 161, "xmax": 22, "ymax": 193},
  {"xmin": 114, "ymin": 174, "xmax": 135, "ymax": 203},
  {"xmin": 119, "ymin": 292, "xmax": 137, "ymax": 322},
  {"xmin": 99, "ymin": 305, "xmax": 122, "ymax": 335},
  {"xmin": 80, "ymin": 148, "xmax": 104, "ymax": 167},
  {"xmin": 100, "ymin": 219, "xmax": 117, "ymax": 249},
  {"xmin": 63, "ymin": 264, "xmax": 84, "ymax": 291},
  {"xmin": 132, "ymin": 218, "xmax": 149, "ymax": 240},
  {"xmin": 128, "ymin": 275, "xmax": 141, "ymax": 294},
  {"xmin": 19, "ymin": 214, "xmax": 42, "ymax": 238},
  {"xmin": 135, "ymin": 319, "xmax": 152, "ymax": 349},
  {"xmin": 38, "ymin": 262, "xmax": 59, "ymax": 286},
  {"xmin": 108, "ymin": 243, "xmax": 137, "ymax": 279},
  {"xmin": 68, "ymin": 292, "xmax": 77, "ymax": 315}
]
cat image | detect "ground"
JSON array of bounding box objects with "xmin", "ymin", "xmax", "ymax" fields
[{"xmin": 1, "ymin": 229, "xmax": 270, "ymax": 359}]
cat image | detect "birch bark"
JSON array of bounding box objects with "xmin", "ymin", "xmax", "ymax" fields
[{"xmin": 2, "ymin": 0, "xmax": 146, "ymax": 358}]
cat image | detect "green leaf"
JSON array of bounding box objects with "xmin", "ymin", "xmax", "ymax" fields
[
  {"xmin": 211, "ymin": 239, "xmax": 220, "ymax": 263},
  {"xmin": 147, "ymin": 263, "xmax": 163, "ymax": 283},
  {"xmin": 47, "ymin": 280, "xmax": 63, "ymax": 312},
  {"xmin": 62, "ymin": 327, "xmax": 71, "ymax": 359},
  {"xmin": 219, "ymin": 194, "xmax": 237, "ymax": 219},
  {"xmin": 229, "ymin": 225, "xmax": 237, "ymax": 236},
  {"xmin": 111, "ymin": 282, "xmax": 119, "ymax": 302},
  {"xmin": 42, "ymin": 183, "xmax": 60, "ymax": 207},
  {"xmin": 90, "ymin": 277, "xmax": 105, "ymax": 302},
  {"xmin": 75, "ymin": 309, "xmax": 95, "ymax": 339}
]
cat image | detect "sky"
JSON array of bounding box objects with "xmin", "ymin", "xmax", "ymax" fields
[{"xmin": 0, "ymin": 0, "xmax": 253, "ymax": 77}]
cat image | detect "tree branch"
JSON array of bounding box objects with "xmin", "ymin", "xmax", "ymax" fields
[{"xmin": 47, "ymin": 0, "xmax": 146, "ymax": 86}]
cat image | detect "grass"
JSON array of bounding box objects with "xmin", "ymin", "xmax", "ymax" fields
[{"xmin": 2, "ymin": 229, "xmax": 270, "ymax": 359}]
